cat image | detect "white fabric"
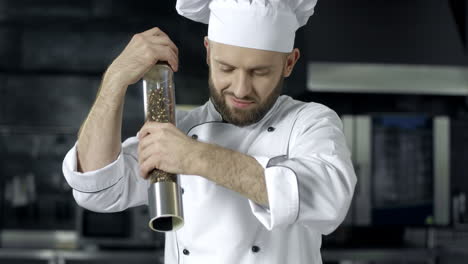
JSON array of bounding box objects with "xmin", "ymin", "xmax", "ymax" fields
[
  {"xmin": 62, "ymin": 95, "xmax": 356, "ymax": 264},
  {"xmin": 176, "ymin": 0, "xmax": 318, "ymax": 52}
]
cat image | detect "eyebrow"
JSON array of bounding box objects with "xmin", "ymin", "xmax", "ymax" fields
[{"xmin": 214, "ymin": 59, "xmax": 272, "ymax": 71}]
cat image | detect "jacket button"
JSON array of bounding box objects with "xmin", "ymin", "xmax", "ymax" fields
[
  {"xmin": 191, "ymin": 134, "xmax": 198, "ymax": 140},
  {"xmin": 267, "ymin": 127, "xmax": 275, "ymax": 132},
  {"xmin": 251, "ymin": 245, "xmax": 260, "ymax": 253},
  {"xmin": 183, "ymin": 249, "xmax": 190, "ymax": 255},
  {"xmin": 181, "ymin": 188, "xmax": 184, "ymax": 194}
]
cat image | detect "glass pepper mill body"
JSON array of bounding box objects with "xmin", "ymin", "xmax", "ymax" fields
[{"xmin": 142, "ymin": 62, "xmax": 184, "ymax": 232}]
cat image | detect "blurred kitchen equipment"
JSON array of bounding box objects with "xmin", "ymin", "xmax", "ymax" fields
[
  {"xmin": 76, "ymin": 206, "xmax": 162, "ymax": 250},
  {"xmin": 142, "ymin": 63, "xmax": 184, "ymax": 232},
  {"xmin": 450, "ymin": 119, "xmax": 468, "ymax": 228},
  {"xmin": 0, "ymin": 128, "xmax": 78, "ymax": 249},
  {"xmin": 342, "ymin": 114, "xmax": 451, "ymax": 227},
  {"xmin": 453, "ymin": 192, "xmax": 467, "ymax": 227},
  {"xmin": 0, "ymin": 130, "xmax": 76, "ymax": 231}
]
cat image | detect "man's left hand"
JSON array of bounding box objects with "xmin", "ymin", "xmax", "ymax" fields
[
  {"xmin": 137, "ymin": 122, "xmax": 202, "ymax": 179},
  {"xmin": 137, "ymin": 121, "xmax": 269, "ymax": 205}
]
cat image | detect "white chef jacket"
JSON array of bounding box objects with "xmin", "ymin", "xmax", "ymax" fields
[{"xmin": 62, "ymin": 95, "xmax": 356, "ymax": 264}]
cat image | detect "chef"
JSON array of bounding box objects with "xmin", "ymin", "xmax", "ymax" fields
[{"xmin": 62, "ymin": 0, "xmax": 356, "ymax": 263}]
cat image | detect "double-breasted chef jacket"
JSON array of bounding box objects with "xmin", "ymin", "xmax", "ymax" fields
[{"xmin": 62, "ymin": 95, "xmax": 357, "ymax": 264}]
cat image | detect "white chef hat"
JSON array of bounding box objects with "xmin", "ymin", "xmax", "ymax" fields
[{"xmin": 176, "ymin": 0, "xmax": 318, "ymax": 53}]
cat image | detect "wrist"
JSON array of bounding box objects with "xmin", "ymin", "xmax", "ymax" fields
[
  {"xmin": 99, "ymin": 71, "xmax": 128, "ymax": 98},
  {"xmin": 103, "ymin": 64, "xmax": 129, "ymax": 87},
  {"xmin": 188, "ymin": 142, "xmax": 213, "ymax": 177}
]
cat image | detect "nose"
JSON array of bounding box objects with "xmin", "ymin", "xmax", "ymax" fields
[{"xmin": 231, "ymin": 71, "xmax": 253, "ymax": 99}]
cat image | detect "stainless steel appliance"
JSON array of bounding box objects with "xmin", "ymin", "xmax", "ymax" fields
[
  {"xmin": 76, "ymin": 205, "xmax": 163, "ymax": 249},
  {"xmin": 0, "ymin": 127, "xmax": 78, "ymax": 232},
  {"xmin": 342, "ymin": 114, "xmax": 451, "ymax": 227}
]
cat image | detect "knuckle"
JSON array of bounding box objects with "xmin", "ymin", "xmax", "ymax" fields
[
  {"xmin": 143, "ymin": 51, "xmax": 156, "ymax": 64},
  {"xmin": 133, "ymin": 33, "xmax": 143, "ymax": 41},
  {"xmin": 143, "ymin": 49, "xmax": 153, "ymax": 59},
  {"xmin": 142, "ymin": 42, "xmax": 152, "ymax": 53}
]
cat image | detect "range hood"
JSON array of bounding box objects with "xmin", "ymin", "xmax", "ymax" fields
[{"xmin": 307, "ymin": 62, "xmax": 468, "ymax": 96}]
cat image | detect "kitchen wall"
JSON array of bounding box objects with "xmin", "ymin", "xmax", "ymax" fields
[{"xmin": 0, "ymin": 1, "xmax": 215, "ymax": 240}]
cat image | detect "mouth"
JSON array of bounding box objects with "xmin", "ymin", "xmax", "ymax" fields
[{"xmin": 230, "ymin": 97, "xmax": 254, "ymax": 109}]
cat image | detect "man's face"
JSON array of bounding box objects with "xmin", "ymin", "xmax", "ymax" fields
[{"xmin": 206, "ymin": 40, "xmax": 293, "ymax": 127}]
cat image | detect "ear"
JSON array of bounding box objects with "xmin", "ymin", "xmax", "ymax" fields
[
  {"xmin": 204, "ymin": 36, "xmax": 210, "ymax": 66},
  {"xmin": 283, "ymin": 48, "xmax": 300, "ymax": 78}
]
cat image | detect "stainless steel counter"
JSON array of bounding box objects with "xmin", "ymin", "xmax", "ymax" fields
[
  {"xmin": 322, "ymin": 248, "xmax": 438, "ymax": 263},
  {"xmin": 1, "ymin": 247, "xmax": 468, "ymax": 264},
  {"xmin": 0, "ymin": 249, "xmax": 164, "ymax": 264}
]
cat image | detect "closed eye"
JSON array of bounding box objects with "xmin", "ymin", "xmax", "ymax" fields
[
  {"xmin": 220, "ymin": 66, "xmax": 234, "ymax": 73},
  {"xmin": 253, "ymin": 69, "xmax": 270, "ymax": 76}
]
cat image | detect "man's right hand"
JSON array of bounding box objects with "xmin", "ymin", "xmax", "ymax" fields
[
  {"xmin": 104, "ymin": 27, "xmax": 179, "ymax": 91},
  {"xmin": 76, "ymin": 27, "xmax": 179, "ymax": 173}
]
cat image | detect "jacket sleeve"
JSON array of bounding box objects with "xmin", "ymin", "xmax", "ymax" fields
[
  {"xmin": 248, "ymin": 106, "xmax": 357, "ymax": 234},
  {"xmin": 62, "ymin": 135, "xmax": 149, "ymax": 212},
  {"xmin": 62, "ymin": 109, "xmax": 190, "ymax": 213}
]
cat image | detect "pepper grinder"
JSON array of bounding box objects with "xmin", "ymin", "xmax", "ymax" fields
[{"xmin": 142, "ymin": 62, "xmax": 184, "ymax": 232}]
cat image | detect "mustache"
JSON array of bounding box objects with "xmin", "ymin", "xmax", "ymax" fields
[{"xmin": 221, "ymin": 90, "xmax": 257, "ymax": 103}]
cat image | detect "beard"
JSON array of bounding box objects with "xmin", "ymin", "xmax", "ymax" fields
[{"xmin": 208, "ymin": 71, "xmax": 283, "ymax": 127}]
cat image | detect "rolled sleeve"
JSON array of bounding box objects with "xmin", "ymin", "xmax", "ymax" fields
[
  {"xmin": 62, "ymin": 142, "xmax": 124, "ymax": 193},
  {"xmin": 248, "ymin": 155, "xmax": 299, "ymax": 231},
  {"xmin": 62, "ymin": 136, "xmax": 149, "ymax": 212}
]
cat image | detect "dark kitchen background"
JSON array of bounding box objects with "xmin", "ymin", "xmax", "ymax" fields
[{"xmin": 1, "ymin": 0, "xmax": 468, "ymax": 263}]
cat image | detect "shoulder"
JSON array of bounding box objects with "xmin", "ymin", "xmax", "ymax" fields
[
  {"xmin": 280, "ymin": 97, "xmax": 348, "ymax": 156},
  {"xmin": 277, "ymin": 96, "xmax": 341, "ymax": 127}
]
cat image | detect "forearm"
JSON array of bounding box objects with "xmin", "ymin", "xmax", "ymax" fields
[
  {"xmin": 77, "ymin": 74, "xmax": 127, "ymax": 173},
  {"xmin": 195, "ymin": 143, "xmax": 269, "ymax": 206}
]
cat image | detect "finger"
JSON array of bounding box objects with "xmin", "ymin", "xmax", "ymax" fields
[
  {"xmin": 139, "ymin": 161, "xmax": 150, "ymax": 179},
  {"xmin": 138, "ymin": 129, "xmax": 165, "ymax": 160},
  {"xmin": 137, "ymin": 130, "xmax": 150, "ymax": 155},
  {"xmin": 138, "ymin": 124, "xmax": 175, "ymax": 164},
  {"xmin": 137, "ymin": 133, "xmax": 150, "ymax": 161},
  {"xmin": 139, "ymin": 35, "xmax": 178, "ymax": 71},
  {"xmin": 141, "ymin": 27, "xmax": 168, "ymax": 37},
  {"xmin": 149, "ymin": 40, "xmax": 179, "ymax": 63},
  {"xmin": 151, "ymin": 46, "xmax": 178, "ymax": 72},
  {"xmin": 148, "ymin": 35, "xmax": 179, "ymax": 56},
  {"xmin": 138, "ymin": 122, "xmax": 173, "ymax": 144},
  {"xmin": 139, "ymin": 138, "xmax": 153, "ymax": 155},
  {"xmin": 140, "ymin": 155, "xmax": 160, "ymax": 179},
  {"xmin": 138, "ymin": 127, "xmax": 150, "ymax": 140},
  {"xmin": 138, "ymin": 123, "xmax": 150, "ymax": 140},
  {"xmin": 138, "ymin": 137, "xmax": 153, "ymax": 159},
  {"xmin": 165, "ymin": 48, "xmax": 179, "ymax": 72},
  {"xmin": 139, "ymin": 151, "xmax": 152, "ymax": 179},
  {"xmin": 138, "ymin": 121, "xmax": 163, "ymax": 139},
  {"xmin": 139, "ymin": 140, "xmax": 157, "ymax": 169}
]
